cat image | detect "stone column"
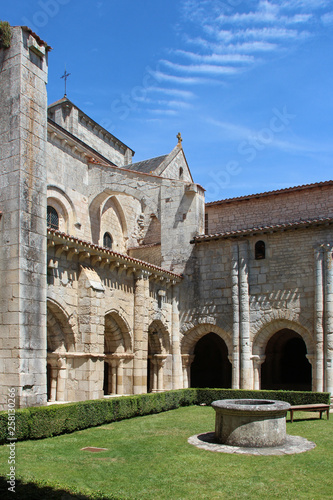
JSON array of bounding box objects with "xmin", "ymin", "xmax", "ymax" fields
[
  {"xmin": 171, "ymin": 286, "xmax": 183, "ymax": 389},
  {"xmin": 251, "ymin": 355, "xmax": 266, "ymax": 390},
  {"xmin": 56, "ymin": 357, "xmax": 67, "ymax": 402},
  {"xmin": 0, "ymin": 27, "xmax": 49, "ymax": 409},
  {"xmin": 181, "ymin": 355, "xmax": 194, "ymax": 388},
  {"xmin": 110, "ymin": 359, "xmax": 118, "ymax": 394},
  {"xmin": 155, "ymin": 354, "xmax": 168, "ymax": 392},
  {"xmin": 324, "ymin": 245, "xmax": 333, "ymax": 393},
  {"xmin": 133, "ymin": 272, "xmax": 149, "ymax": 394},
  {"xmin": 314, "ymin": 246, "xmax": 324, "ymax": 392},
  {"xmin": 238, "ymin": 241, "xmax": 252, "ymax": 389},
  {"xmin": 231, "ymin": 243, "xmax": 240, "ymax": 389},
  {"xmin": 48, "ymin": 360, "xmax": 58, "ymax": 402},
  {"xmin": 116, "ymin": 359, "xmax": 124, "ymax": 395}
]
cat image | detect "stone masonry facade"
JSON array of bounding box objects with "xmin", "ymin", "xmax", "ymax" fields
[{"xmin": 0, "ymin": 27, "xmax": 332, "ymax": 409}]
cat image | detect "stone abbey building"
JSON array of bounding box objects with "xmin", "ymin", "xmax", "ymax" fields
[{"xmin": 0, "ymin": 27, "xmax": 332, "ymax": 410}]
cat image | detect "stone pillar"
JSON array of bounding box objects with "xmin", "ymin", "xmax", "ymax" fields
[
  {"xmin": 48, "ymin": 361, "xmax": 58, "ymax": 402},
  {"xmin": 0, "ymin": 26, "xmax": 49, "ymax": 409},
  {"xmin": 133, "ymin": 272, "xmax": 149, "ymax": 394},
  {"xmin": 324, "ymin": 245, "xmax": 333, "ymax": 393},
  {"xmin": 110, "ymin": 360, "xmax": 118, "ymax": 394},
  {"xmin": 314, "ymin": 246, "xmax": 325, "ymax": 392},
  {"xmin": 149, "ymin": 357, "xmax": 157, "ymax": 392},
  {"xmin": 117, "ymin": 360, "xmax": 124, "ymax": 395},
  {"xmin": 171, "ymin": 286, "xmax": 183, "ymax": 389},
  {"xmin": 239, "ymin": 241, "xmax": 252, "ymax": 389},
  {"xmin": 56, "ymin": 357, "xmax": 67, "ymax": 402},
  {"xmin": 77, "ymin": 267, "xmax": 105, "ymax": 400},
  {"xmin": 155, "ymin": 354, "xmax": 168, "ymax": 392},
  {"xmin": 251, "ymin": 355, "xmax": 266, "ymax": 390},
  {"xmin": 231, "ymin": 243, "xmax": 240, "ymax": 389},
  {"xmin": 182, "ymin": 355, "xmax": 194, "ymax": 388}
]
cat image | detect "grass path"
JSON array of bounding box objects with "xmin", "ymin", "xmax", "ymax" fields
[{"xmin": 0, "ymin": 406, "xmax": 332, "ymax": 499}]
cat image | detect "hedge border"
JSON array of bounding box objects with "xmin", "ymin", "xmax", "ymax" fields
[{"xmin": 0, "ymin": 388, "xmax": 330, "ymax": 444}]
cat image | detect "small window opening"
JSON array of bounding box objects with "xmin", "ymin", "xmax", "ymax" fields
[
  {"xmin": 47, "ymin": 206, "xmax": 59, "ymax": 230},
  {"xmin": 255, "ymin": 240, "xmax": 266, "ymax": 260},
  {"xmin": 103, "ymin": 232, "xmax": 113, "ymax": 249},
  {"xmin": 179, "ymin": 167, "xmax": 184, "ymax": 180}
]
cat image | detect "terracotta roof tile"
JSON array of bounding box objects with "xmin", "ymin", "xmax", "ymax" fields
[
  {"xmin": 191, "ymin": 216, "xmax": 333, "ymax": 243},
  {"xmin": 206, "ymin": 180, "xmax": 333, "ymax": 207},
  {"xmin": 47, "ymin": 228, "xmax": 182, "ymax": 279}
]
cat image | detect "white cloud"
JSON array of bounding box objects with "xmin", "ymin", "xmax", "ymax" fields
[
  {"xmin": 321, "ymin": 11, "xmax": 333, "ymax": 24},
  {"xmin": 174, "ymin": 50, "xmax": 255, "ymax": 64},
  {"xmin": 149, "ymin": 70, "xmax": 210, "ymax": 85},
  {"xmin": 146, "ymin": 87, "xmax": 196, "ymax": 99},
  {"xmin": 147, "ymin": 109, "xmax": 178, "ymax": 116},
  {"xmin": 138, "ymin": 0, "xmax": 328, "ymax": 112},
  {"xmin": 160, "ymin": 60, "xmax": 241, "ymax": 75}
]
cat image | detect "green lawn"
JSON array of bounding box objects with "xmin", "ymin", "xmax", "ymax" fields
[{"xmin": 0, "ymin": 406, "xmax": 331, "ymax": 499}]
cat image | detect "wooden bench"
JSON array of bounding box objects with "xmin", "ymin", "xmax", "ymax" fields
[{"xmin": 289, "ymin": 404, "xmax": 330, "ymax": 423}]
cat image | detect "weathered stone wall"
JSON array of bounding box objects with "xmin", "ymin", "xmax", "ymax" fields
[
  {"xmin": 46, "ymin": 244, "xmax": 176, "ymax": 401},
  {"xmin": 160, "ymin": 150, "xmax": 192, "ymax": 182},
  {"xmin": 180, "ymin": 224, "xmax": 333, "ymax": 391},
  {"xmin": 48, "ymin": 101, "xmax": 132, "ymax": 166},
  {"xmin": 129, "ymin": 245, "xmax": 162, "ymax": 267},
  {"xmin": 206, "ymin": 183, "xmax": 333, "ymax": 234},
  {"xmin": 0, "ymin": 27, "xmax": 48, "ymax": 409}
]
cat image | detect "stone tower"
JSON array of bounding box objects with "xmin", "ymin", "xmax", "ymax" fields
[{"xmin": 0, "ymin": 26, "xmax": 50, "ymax": 409}]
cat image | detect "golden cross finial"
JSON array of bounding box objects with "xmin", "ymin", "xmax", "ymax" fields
[{"xmin": 177, "ymin": 132, "xmax": 182, "ymax": 148}]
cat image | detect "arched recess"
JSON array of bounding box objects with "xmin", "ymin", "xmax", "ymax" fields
[
  {"xmin": 89, "ymin": 188, "xmax": 157, "ymax": 246},
  {"xmin": 252, "ymin": 319, "xmax": 314, "ymax": 391},
  {"xmin": 47, "ymin": 299, "xmax": 75, "ymax": 402},
  {"xmin": 104, "ymin": 310, "xmax": 133, "ymax": 395},
  {"xmin": 100, "ymin": 196, "xmax": 127, "ymax": 252},
  {"xmin": 47, "ymin": 185, "xmax": 76, "ymax": 234},
  {"xmin": 181, "ymin": 324, "xmax": 232, "ymax": 389},
  {"xmin": 147, "ymin": 320, "xmax": 170, "ymax": 393},
  {"xmin": 252, "ymin": 319, "xmax": 315, "ymax": 358}
]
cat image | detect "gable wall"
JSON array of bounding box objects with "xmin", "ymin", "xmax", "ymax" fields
[{"xmin": 206, "ymin": 184, "xmax": 333, "ymax": 234}]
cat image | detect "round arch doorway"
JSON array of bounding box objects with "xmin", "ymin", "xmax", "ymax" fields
[
  {"xmin": 190, "ymin": 332, "xmax": 232, "ymax": 388},
  {"xmin": 261, "ymin": 329, "xmax": 312, "ymax": 391}
]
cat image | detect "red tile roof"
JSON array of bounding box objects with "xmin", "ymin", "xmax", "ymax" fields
[
  {"xmin": 191, "ymin": 216, "xmax": 333, "ymax": 243},
  {"xmin": 47, "ymin": 228, "xmax": 182, "ymax": 279},
  {"xmin": 206, "ymin": 180, "xmax": 333, "ymax": 207}
]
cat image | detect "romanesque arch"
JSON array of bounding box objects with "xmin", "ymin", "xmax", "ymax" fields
[
  {"xmin": 100, "ymin": 196, "xmax": 128, "ymax": 252},
  {"xmin": 147, "ymin": 320, "xmax": 170, "ymax": 392},
  {"xmin": 47, "ymin": 299, "xmax": 75, "ymax": 402},
  {"xmin": 252, "ymin": 319, "xmax": 314, "ymax": 391},
  {"xmin": 47, "ymin": 185, "xmax": 76, "ymax": 233},
  {"xmin": 104, "ymin": 310, "xmax": 133, "ymax": 395},
  {"xmin": 89, "ymin": 188, "xmax": 157, "ymax": 246},
  {"xmin": 181, "ymin": 324, "xmax": 232, "ymax": 389}
]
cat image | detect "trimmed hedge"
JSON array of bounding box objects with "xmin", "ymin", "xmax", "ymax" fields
[
  {"xmin": 0, "ymin": 388, "xmax": 330, "ymax": 444},
  {"xmin": 0, "ymin": 389, "xmax": 197, "ymax": 444},
  {"xmin": 196, "ymin": 388, "xmax": 331, "ymax": 406}
]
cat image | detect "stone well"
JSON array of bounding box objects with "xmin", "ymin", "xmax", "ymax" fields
[{"xmin": 211, "ymin": 399, "xmax": 290, "ymax": 447}]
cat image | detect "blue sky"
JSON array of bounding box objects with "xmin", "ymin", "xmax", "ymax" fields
[{"xmin": 2, "ymin": 0, "xmax": 333, "ymax": 201}]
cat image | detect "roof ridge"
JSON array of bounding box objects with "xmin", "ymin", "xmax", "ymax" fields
[
  {"xmin": 206, "ymin": 180, "xmax": 333, "ymax": 206},
  {"xmin": 192, "ymin": 216, "xmax": 333, "ymax": 243},
  {"xmin": 47, "ymin": 228, "xmax": 182, "ymax": 278}
]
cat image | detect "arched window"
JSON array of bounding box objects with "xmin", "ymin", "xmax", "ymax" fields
[
  {"xmin": 255, "ymin": 240, "xmax": 266, "ymax": 260},
  {"xmin": 179, "ymin": 167, "xmax": 184, "ymax": 180},
  {"xmin": 47, "ymin": 206, "xmax": 59, "ymax": 230},
  {"xmin": 103, "ymin": 232, "xmax": 113, "ymax": 249}
]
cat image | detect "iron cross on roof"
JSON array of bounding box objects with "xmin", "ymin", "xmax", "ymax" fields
[{"xmin": 61, "ymin": 68, "xmax": 71, "ymax": 97}]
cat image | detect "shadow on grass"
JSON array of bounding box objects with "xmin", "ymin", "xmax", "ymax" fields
[
  {"xmin": 0, "ymin": 476, "xmax": 124, "ymax": 500},
  {"xmin": 287, "ymin": 417, "xmax": 330, "ymax": 423}
]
